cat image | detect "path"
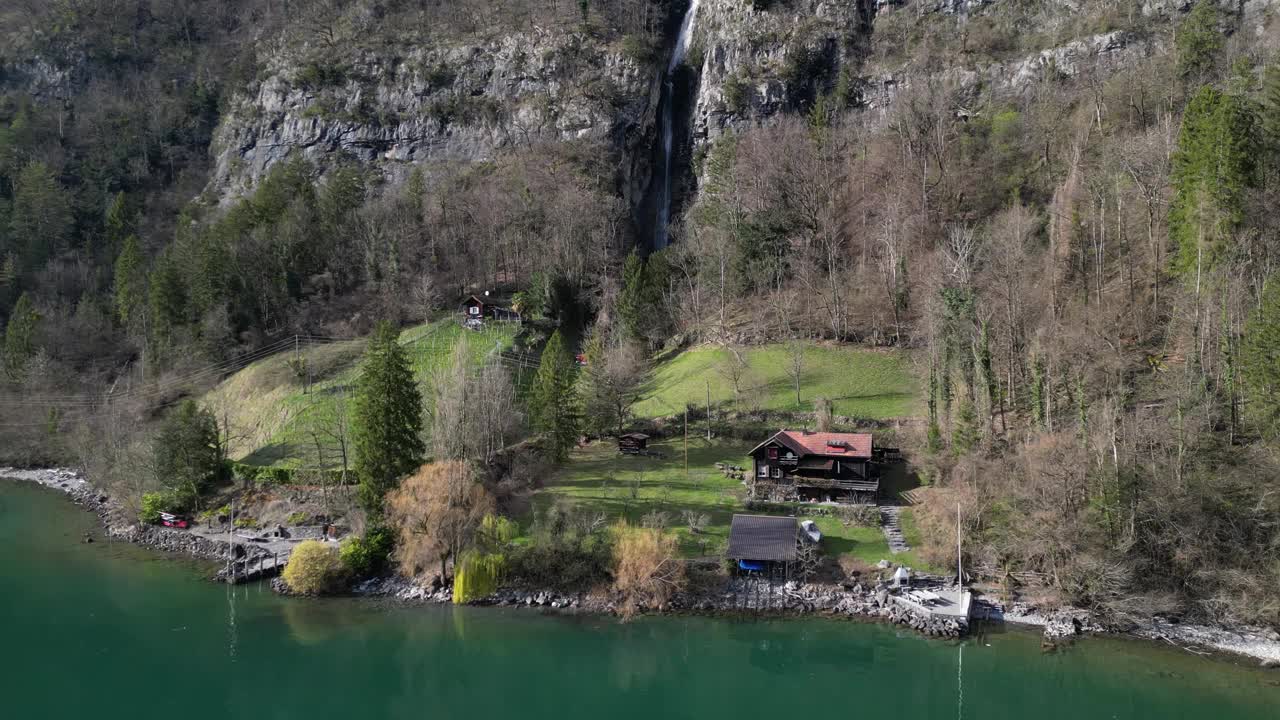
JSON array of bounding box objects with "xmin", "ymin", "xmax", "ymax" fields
[{"xmin": 879, "ymin": 505, "xmax": 909, "ymax": 554}]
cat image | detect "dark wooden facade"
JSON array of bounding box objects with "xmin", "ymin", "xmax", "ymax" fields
[
  {"xmin": 618, "ymin": 432, "xmax": 649, "ymax": 454},
  {"xmin": 747, "ymin": 430, "xmax": 879, "ymax": 504},
  {"xmin": 461, "ymin": 295, "xmax": 487, "ymax": 319}
]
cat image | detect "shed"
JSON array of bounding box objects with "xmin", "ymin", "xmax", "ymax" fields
[
  {"xmin": 618, "ymin": 432, "xmax": 649, "ymax": 454},
  {"xmin": 461, "ymin": 295, "xmax": 486, "ymax": 317},
  {"xmin": 726, "ymin": 514, "xmax": 799, "ymax": 563}
]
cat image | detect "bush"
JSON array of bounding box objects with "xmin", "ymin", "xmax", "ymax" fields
[
  {"xmin": 339, "ymin": 526, "xmax": 395, "ymax": 578},
  {"xmin": 835, "ymin": 504, "xmax": 879, "ymax": 528},
  {"xmin": 612, "ymin": 522, "xmax": 685, "ymax": 620},
  {"xmin": 283, "ymin": 540, "xmax": 347, "ymax": 595},
  {"xmin": 139, "ymin": 492, "xmax": 174, "ymax": 524}
]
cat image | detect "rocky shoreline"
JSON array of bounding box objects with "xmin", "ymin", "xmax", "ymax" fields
[
  {"xmin": 0, "ymin": 467, "xmax": 278, "ymax": 575},
  {"xmin": 5, "ymin": 468, "xmax": 1277, "ymax": 665}
]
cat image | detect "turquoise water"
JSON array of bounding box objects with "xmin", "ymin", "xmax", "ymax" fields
[{"xmin": 2, "ymin": 481, "xmax": 1277, "ymax": 719}]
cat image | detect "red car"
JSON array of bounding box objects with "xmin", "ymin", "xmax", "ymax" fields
[{"xmin": 158, "ymin": 512, "xmax": 189, "ymax": 529}]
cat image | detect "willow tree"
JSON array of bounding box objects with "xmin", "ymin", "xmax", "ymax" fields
[{"xmin": 353, "ymin": 321, "xmax": 424, "ymax": 513}]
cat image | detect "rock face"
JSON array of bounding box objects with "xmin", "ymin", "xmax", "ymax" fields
[{"xmin": 209, "ymin": 28, "xmax": 653, "ymax": 200}]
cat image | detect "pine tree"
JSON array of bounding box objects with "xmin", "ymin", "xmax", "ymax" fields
[
  {"xmin": 530, "ymin": 330, "xmax": 581, "ymax": 462},
  {"xmin": 9, "ymin": 161, "xmax": 72, "ymax": 270},
  {"xmin": 1169, "ymin": 86, "xmax": 1258, "ymax": 279},
  {"xmin": 976, "ymin": 320, "xmax": 996, "ymax": 428},
  {"xmin": 352, "ymin": 321, "xmax": 425, "ymax": 514},
  {"xmin": 617, "ymin": 250, "xmax": 648, "ymax": 342},
  {"xmin": 1242, "ymin": 277, "xmax": 1280, "ymax": 439},
  {"xmin": 103, "ymin": 191, "xmax": 133, "ymax": 257},
  {"xmin": 1175, "ymin": 0, "xmax": 1223, "ymax": 79},
  {"xmin": 113, "ymin": 235, "xmax": 147, "ymax": 331},
  {"xmin": 1030, "ymin": 355, "xmax": 1047, "ymax": 430},
  {"xmin": 153, "ymin": 400, "xmax": 223, "ymax": 510},
  {"xmin": 951, "ymin": 396, "xmax": 980, "ymax": 453},
  {"xmin": 1262, "ymin": 63, "xmax": 1280, "ymax": 181},
  {"xmin": 3, "ymin": 291, "xmax": 39, "ymax": 380},
  {"xmin": 148, "ymin": 248, "xmax": 187, "ymax": 353}
]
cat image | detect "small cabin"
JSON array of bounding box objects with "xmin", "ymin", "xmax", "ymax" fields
[
  {"xmin": 618, "ymin": 432, "xmax": 649, "ymax": 454},
  {"xmin": 461, "ymin": 295, "xmax": 486, "ymax": 320}
]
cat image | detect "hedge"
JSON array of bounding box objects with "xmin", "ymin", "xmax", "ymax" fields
[{"xmin": 225, "ymin": 462, "xmax": 351, "ymax": 487}]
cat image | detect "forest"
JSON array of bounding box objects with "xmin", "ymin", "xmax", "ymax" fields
[{"xmin": 1, "ymin": 0, "xmax": 1279, "ymax": 626}]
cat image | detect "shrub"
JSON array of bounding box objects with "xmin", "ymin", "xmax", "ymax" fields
[
  {"xmin": 283, "ymin": 540, "xmax": 347, "ymax": 595},
  {"xmin": 723, "ymin": 73, "xmax": 749, "ymax": 114},
  {"xmin": 835, "ymin": 504, "xmax": 879, "ymax": 528},
  {"xmin": 285, "ymin": 511, "xmax": 310, "ymax": 525},
  {"xmin": 339, "ymin": 526, "xmax": 395, "ymax": 578},
  {"xmin": 612, "ymin": 522, "xmax": 685, "ymax": 620},
  {"xmin": 139, "ymin": 491, "xmax": 174, "ymax": 524}
]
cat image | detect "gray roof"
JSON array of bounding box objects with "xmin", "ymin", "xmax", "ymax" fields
[{"xmin": 725, "ymin": 515, "xmax": 798, "ymax": 561}]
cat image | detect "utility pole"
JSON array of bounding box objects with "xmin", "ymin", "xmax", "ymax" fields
[{"xmin": 705, "ymin": 380, "xmax": 712, "ymax": 441}]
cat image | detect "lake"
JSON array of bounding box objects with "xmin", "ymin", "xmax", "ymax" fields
[{"xmin": 2, "ymin": 481, "xmax": 1277, "ymax": 719}]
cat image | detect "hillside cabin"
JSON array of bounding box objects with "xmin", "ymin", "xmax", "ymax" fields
[
  {"xmin": 618, "ymin": 432, "xmax": 649, "ymax": 454},
  {"xmin": 748, "ymin": 429, "xmax": 880, "ymax": 504},
  {"xmin": 726, "ymin": 514, "xmax": 800, "ymax": 577},
  {"xmin": 461, "ymin": 295, "xmax": 487, "ymax": 323}
]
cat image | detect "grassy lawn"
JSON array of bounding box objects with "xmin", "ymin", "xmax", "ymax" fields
[
  {"xmin": 534, "ymin": 438, "xmax": 907, "ymax": 566},
  {"xmin": 207, "ymin": 318, "xmax": 518, "ymax": 469},
  {"xmin": 631, "ymin": 343, "xmax": 919, "ymax": 420}
]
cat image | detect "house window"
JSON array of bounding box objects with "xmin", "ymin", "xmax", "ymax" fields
[
  {"xmin": 772, "ymin": 467, "xmax": 782, "ymax": 479},
  {"xmin": 767, "ymin": 447, "xmax": 778, "ymax": 460},
  {"xmin": 757, "ymin": 464, "xmax": 769, "ymax": 478},
  {"xmin": 469, "ymin": 306, "xmax": 480, "ymax": 315}
]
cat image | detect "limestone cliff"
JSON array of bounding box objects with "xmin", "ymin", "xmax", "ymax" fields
[{"xmin": 208, "ymin": 28, "xmax": 655, "ymax": 201}]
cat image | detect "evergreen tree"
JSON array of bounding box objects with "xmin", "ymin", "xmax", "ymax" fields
[
  {"xmin": 1175, "ymin": 0, "xmax": 1223, "ymax": 79},
  {"xmin": 1242, "ymin": 277, "xmax": 1280, "ymax": 438},
  {"xmin": 1169, "ymin": 86, "xmax": 1257, "ymax": 279},
  {"xmin": 976, "ymin": 320, "xmax": 996, "ymax": 427},
  {"xmin": 148, "ymin": 248, "xmax": 187, "ymax": 351},
  {"xmin": 3, "ymin": 291, "xmax": 39, "ymax": 380},
  {"xmin": 617, "ymin": 250, "xmax": 648, "ymax": 342},
  {"xmin": 9, "ymin": 161, "xmax": 72, "ymax": 270},
  {"xmin": 153, "ymin": 400, "xmax": 223, "ymax": 510},
  {"xmin": 530, "ymin": 330, "xmax": 581, "ymax": 462},
  {"xmin": 103, "ymin": 191, "xmax": 133, "ymax": 257},
  {"xmin": 113, "ymin": 235, "xmax": 147, "ymax": 331},
  {"xmin": 617, "ymin": 250, "xmax": 668, "ymax": 345},
  {"xmin": 1030, "ymin": 355, "xmax": 1047, "ymax": 430},
  {"xmin": 951, "ymin": 396, "xmax": 980, "ymax": 453},
  {"xmin": 1262, "ymin": 63, "xmax": 1280, "ymax": 180},
  {"xmin": 352, "ymin": 321, "xmax": 425, "ymax": 513}
]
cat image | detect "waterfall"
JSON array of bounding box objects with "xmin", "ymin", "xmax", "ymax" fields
[{"xmin": 652, "ymin": 0, "xmax": 702, "ymax": 251}]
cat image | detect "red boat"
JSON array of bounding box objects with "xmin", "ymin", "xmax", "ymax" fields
[{"xmin": 158, "ymin": 512, "xmax": 189, "ymax": 529}]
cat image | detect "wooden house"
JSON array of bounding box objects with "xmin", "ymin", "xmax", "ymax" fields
[
  {"xmin": 747, "ymin": 429, "xmax": 879, "ymax": 504},
  {"xmin": 618, "ymin": 432, "xmax": 649, "ymax": 454},
  {"xmin": 461, "ymin": 295, "xmax": 487, "ymax": 320}
]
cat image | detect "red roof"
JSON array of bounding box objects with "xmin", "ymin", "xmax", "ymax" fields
[{"xmin": 751, "ymin": 430, "xmax": 873, "ymax": 459}]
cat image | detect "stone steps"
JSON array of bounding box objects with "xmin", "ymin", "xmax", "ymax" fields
[{"xmin": 879, "ymin": 505, "xmax": 910, "ymax": 554}]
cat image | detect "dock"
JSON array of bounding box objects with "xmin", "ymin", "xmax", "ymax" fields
[
  {"xmin": 891, "ymin": 587, "xmax": 973, "ymax": 621},
  {"xmin": 215, "ymin": 548, "xmax": 291, "ymax": 584}
]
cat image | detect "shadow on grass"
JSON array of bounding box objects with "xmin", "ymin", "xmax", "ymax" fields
[{"xmin": 240, "ymin": 442, "xmax": 309, "ymax": 467}]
